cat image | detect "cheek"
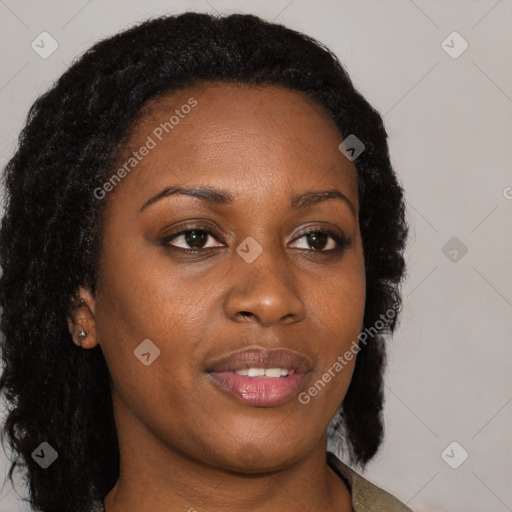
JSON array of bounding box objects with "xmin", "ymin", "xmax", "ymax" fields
[
  {"xmin": 94, "ymin": 255, "xmax": 206, "ymax": 441},
  {"xmin": 94, "ymin": 225, "xmax": 223, "ymax": 413},
  {"xmin": 310, "ymin": 246, "xmax": 366, "ymax": 346},
  {"xmin": 96, "ymin": 223, "xmax": 198, "ymax": 340},
  {"xmin": 93, "ymin": 235, "xmax": 197, "ymax": 397},
  {"xmin": 298, "ymin": 249, "xmax": 365, "ymax": 409}
]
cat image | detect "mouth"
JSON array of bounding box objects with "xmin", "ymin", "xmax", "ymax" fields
[{"xmin": 205, "ymin": 347, "xmax": 312, "ymax": 407}]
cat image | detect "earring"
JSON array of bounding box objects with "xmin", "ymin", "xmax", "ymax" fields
[{"xmin": 77, "ymin": 329, "xmax": 88, "ymax": 347}]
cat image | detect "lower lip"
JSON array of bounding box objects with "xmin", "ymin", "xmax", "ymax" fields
[{"xmin": 207, "ymin": 371, "xmax": 308, "ymax": 407}]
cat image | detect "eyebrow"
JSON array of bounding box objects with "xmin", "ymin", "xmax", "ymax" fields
[{"xmin": 138, "ymin": 185, "xmax": 357, "ymax": 217}]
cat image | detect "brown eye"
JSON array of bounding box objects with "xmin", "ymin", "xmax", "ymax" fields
[
  {"xmin": 305, "ymin": 232, "xmax": 331, "ymax": 251},
  {"xmin": 161, "ymin": 227, "xmax": 224, "ymax": 251},
  {"xmin": 290, "ymin": 229, "xmax": 349, "ymax": 252}
]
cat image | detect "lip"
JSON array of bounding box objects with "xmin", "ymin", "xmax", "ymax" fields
[
  {"xmin": 205, "ymin": 347, "xmax": 312, "ymax": 374},
  {"xmin": 205, "ymin": 347, "xmax": 312, "ymax": 407}
]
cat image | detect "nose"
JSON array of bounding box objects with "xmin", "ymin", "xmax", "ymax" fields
[{"xmin": 223, "ymin": 245, "xmax": 306, "ymax": 327}]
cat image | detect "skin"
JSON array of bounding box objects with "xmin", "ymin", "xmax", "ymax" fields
[{"xmin": 67, "ymin": 82, "xmax": 365, "ymax": 512}]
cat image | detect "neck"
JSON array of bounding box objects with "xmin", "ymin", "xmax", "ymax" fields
[{"xmin": 104, "ymin": 393, "xmax": 352, "ymax": 512}]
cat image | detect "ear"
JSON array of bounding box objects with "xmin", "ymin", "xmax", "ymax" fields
[{"xmin": 66, "ymin": 285, "xmax": 98, "ymax": 349}]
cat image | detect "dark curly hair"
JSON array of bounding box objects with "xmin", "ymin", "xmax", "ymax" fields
[{"xmin": 0, "ymin": 11, "xmax": 408, "ymax": 511}]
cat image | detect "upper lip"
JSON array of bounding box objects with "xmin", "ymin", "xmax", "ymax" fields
[{"xmin": 206, "ymin": 346, "xmax": 311, "ymax": 374}]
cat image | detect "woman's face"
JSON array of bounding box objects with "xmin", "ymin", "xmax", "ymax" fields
[{"xmin": 89, "ymin": 82, "xmax": 365, "ymax": 472}]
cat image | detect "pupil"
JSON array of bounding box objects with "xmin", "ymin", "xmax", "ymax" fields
[
  {"xmin": 185, "ymin": 230, "xmax": 207, "ymax": 248},
  {"xmin": 308, "ymin": 232, "xmax": 327, "ymax": 250}
]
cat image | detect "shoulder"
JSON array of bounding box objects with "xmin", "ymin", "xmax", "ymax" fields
[{"xmin": 327, "ymin": 451, "xmax": 413, "ymax": 512}]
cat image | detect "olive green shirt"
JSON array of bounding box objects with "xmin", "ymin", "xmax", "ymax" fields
[
  {"xmin": 327, "ymin": 451, "xmax": 413, "ymax": 511},
  {"xmin": 84, "ymin": 451, "xmax": 413, "ymax": 511}
]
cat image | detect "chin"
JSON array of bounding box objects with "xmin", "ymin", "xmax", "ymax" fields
[{"xmin": 207, "ymin": 442, "xmax": 304, "ymax": 475}]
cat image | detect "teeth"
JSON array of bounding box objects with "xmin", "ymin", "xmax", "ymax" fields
[
  {"xmin": 234, "ymin": 368, "xmax": 295, "ymax": 378},
  {"xmin": 262, "ymin": 368, "xmax": 283, "ymax": 378}
]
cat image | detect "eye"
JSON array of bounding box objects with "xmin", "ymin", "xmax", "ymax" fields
[
  {"xmin": 161, "ymin": 225, "xmax": 349, "ymax": 254},
  {"xmin": 290, "ymin": 228, "xmax": 349, "ymax": 252},
  {"xmin": 161, "ymin": 226, "xmax": 224, "ymax": 252}
]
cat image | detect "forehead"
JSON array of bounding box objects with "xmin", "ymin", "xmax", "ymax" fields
[{"xmin": 110, "ymin": 82, "xmax": 358, "ymax": 208}]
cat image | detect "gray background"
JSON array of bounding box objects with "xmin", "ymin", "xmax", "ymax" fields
[{"xmin": 1, "ymin": 0, "xmax": 511, "ymax": 511}]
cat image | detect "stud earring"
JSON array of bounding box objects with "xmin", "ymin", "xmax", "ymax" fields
[{"xmin": 77, "ymin": 329, "xmax": 88, "ymax": 347}]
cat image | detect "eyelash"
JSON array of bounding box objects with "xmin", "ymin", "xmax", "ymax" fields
[{"xmin": 160, "ymin": 225, "xmax": 349, "ymax": 254}]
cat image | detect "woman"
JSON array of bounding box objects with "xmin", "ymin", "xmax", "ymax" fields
[{"xmin": 0, "ymin": 12, "xmax": 410, "ymax": 512}]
